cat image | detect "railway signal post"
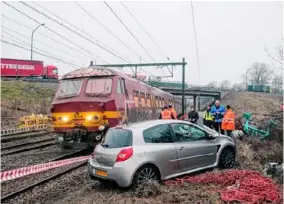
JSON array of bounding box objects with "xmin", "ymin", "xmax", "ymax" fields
[{"xmin": 96, "ymin": 57, "xmax": 187, "ymax": 115}]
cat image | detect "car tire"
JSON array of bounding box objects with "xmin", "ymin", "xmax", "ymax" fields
[
  {"xmin": 132, "ymin": 165, "xmax": 160, "ymax": 187},
  {"xmin": 218, "ymin": 146, "xmax": 235, "ymax": 169}
]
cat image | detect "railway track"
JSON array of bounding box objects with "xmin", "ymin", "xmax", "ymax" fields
[
  {"xmin": 1, "ymin": 149, "xmax": 89, "ymax": 202},
  {"xmin": 1, "ymin": 138, "xmax": 56, "ymax": 156},
  {"xmin": 1, "ymin": 131, "xmax": 54, "ymax": 143},
  {"xmin": 1, "ymin": 137, "xmax": 56, "ymax": 156}
]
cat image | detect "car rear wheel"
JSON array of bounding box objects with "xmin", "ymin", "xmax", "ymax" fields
[
  {"xmin": 132, "ymin": 165, "xmax": 159, "ymax": 187},
  {"xmin": 218, "ymin": 146, "xmax": 235, "ymax": 169}
]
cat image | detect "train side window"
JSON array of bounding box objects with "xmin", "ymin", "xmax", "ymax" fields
[
  {"xmin": 134, "ymin": 91, "xmax": 139, "ymax": 107},
  {"xmin": 140, "ymin": 92, "xmax": 145, "ymax": 107},
  {"xmin": 146, "ymin": 94, "xmax": 151, "ymax": 107},
  {"xmin": 151, "ymin": 95, "xmax": 155, "ymax": 107},
  {"xmin": 155, "ymin": 96, "xmax": 159, "ymax": 107}
]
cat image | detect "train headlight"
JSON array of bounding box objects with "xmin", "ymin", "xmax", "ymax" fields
[
  {"xmin": 62, "ymin": 116, "xmax": 69, "ymax": 122},
  {"xmin": 86, "ymin": 115, "xmax": 93, "ymax": 121},
  {"xmin": 94, "ymin": 115, "xmax": 100, "ymax": 122}
]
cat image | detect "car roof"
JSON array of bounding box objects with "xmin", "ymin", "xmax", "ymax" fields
[{"xmin": 122, "ymin": 120, "xmax": 189, "ymax": 130}]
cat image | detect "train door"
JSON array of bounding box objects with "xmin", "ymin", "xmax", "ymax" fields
[{"xmin": 116, "ymin": 78, "xmax": 128, "ymax": 124}]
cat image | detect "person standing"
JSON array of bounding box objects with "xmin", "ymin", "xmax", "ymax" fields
[
  {"xmin": 211, "ymin": 100, "xmax": 225, "ymax": 134},
  {"xmin": 168, "ymin": 105, "xmax": 177, "ymax": 119},
  {"xmin": 159, "ymin": 106, "xmax": 174, "ymax": 119},
  {"xmin": 188, "ymin": 106, "xmax": 199, "ymax": 124},
  {"xmin": 203, "ymin": 105, "xmax": 214, "ymax": 128},
  {"xmin": 221, "ymin": 105, "xmax": 236, "ymax": 137}
]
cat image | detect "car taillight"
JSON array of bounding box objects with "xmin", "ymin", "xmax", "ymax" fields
[{"xmin": 115, "ymin": 148, "xmax": 133, "ymax": 162}]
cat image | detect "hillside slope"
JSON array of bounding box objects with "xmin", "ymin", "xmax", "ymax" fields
[
  {"xmin": 220, "ymin": 92, "xmax": 282, "ymax": 123},
  {"xmin": 1, "ymin": 81, "xmax": 56, "ymax": 128}
]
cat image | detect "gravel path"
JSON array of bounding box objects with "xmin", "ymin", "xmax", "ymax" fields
[
  {"xmin": 1, "ymin": 133, "xmax": 56, "ymax": 149},
  {"xmin": 1, "ymin": 145, "xmax": 75, "ymax": 171},
  {"xmin": 2, "ymin": 163, "xmax": 89, "ymax": 204}
]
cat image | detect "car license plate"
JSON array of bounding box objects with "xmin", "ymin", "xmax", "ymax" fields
[{"xmin": 95, "ymin": 169, "xmax": 108, "ymax": 177}]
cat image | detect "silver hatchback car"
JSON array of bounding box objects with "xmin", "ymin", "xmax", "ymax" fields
[{"xmin": 88, "ymin": 120, "xmax": 236, "ymax": 187}]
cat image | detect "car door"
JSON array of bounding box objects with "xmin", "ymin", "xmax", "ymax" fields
[
  {"xmin": 142, "ymin": 124, "xmax": 179, "ymax": 178},
  {"xmin": 171, "ymin": 123, "xmax": 218, "ymax": 172}
]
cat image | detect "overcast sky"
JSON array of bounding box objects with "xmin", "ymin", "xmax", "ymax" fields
[{"xmin": 1, "ymin": 1, "xmax": 282, "ymax": 85}]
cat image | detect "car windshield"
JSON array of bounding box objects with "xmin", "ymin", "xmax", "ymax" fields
[
  {"xmin": 101, "ymin": 129, "xmax": 132, "ymax": 148},
  {"xmin": 202, "ymin": 125, "xmax": 218, "ymax": 135},
  {"xmin": 57, "ymin": 79, "xmax": 82, "ymax": 98},
  {"xmin": 85, "ymin": 78, "xmax": 112, "ymax": 96}
]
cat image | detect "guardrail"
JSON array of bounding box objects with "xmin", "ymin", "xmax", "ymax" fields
[{"xmin": 1, "ymin": 125, "xmax": 51, "ymax": 136}]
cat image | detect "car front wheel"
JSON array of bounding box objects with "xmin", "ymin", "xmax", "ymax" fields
[
  {"xmin": 218, "ymin": 146, "xmax": 235, "ymax": 169},
  {"xmin": 132, "ymin": 165, "xmax": 159, "ymax": 187}
]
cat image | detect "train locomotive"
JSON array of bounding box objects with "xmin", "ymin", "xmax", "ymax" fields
[{"xmin": 51, "ymin": 66, "xmax": 181, "ymax": 150}]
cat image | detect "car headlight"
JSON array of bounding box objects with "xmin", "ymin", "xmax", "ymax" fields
[
  {"xmin": 62, "ymin": 116, "xmax": 69, "ymax": 122},
  {"xmin": 99, "ymin": 125, "xmax": 105, "ymax": 131},
  {"xmin": 86, "ymin": 115, "xmax": 93, "ymax": 121}
]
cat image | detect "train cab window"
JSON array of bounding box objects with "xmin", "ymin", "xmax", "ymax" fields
[
  {"xmin": 162, "ymin": 98, "xmax": 165, "ymax": 107},
  {"xmin": 58, "ymin": 79, "xmax": 82, "ymax": 98},
  {"xmin": 86, "ymin": 78, "xmax": 112, "ymax": 96},
  {"xmin": 117, "ymin": 78, "xmax": 125, "ymax": 94},
  {"xmin": 159, "ymin": 97, "xmax": 162, "ymax": 107}
]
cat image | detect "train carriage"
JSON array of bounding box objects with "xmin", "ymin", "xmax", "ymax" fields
[{"xmin": 51, "ymin": 66, "xmax": 181, "ymax": 150}]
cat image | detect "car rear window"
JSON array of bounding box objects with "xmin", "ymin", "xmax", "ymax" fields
[{"xmin": 101, "ymin": 129, "xmax": 132, "ymax": 148}]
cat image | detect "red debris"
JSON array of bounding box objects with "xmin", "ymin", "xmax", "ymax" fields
[{"xmin": 164, "ymin": 170, "xmax": 282, "ymax": 204}]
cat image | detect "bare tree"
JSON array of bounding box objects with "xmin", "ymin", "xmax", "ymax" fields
[
  {"xmin": 218, "ymin": 80, "xmax": 231, "ymax": 90},
  {"xmin": 232, "ymin": 82, "xmax": 245, "ymax": 91},
  {"xmin": 271, "ymin": 74, "xmax": 283, "ymax": 93},
  {"xmin": 247, "ymin": 62, "xmax": 273, "ymax": 86},
  {"xmin": 206, "ymin": 81, "xmax": 218, "ymax": 89},
  {"xmin": 265, "ymin": 43, "xmax": 283, "ymax": 72}
]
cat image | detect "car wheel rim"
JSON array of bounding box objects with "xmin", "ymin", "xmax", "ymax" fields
[
  {"xmin": 137, "ymin": 168, "xmax": 157, "ymax": 185},
  {"xmin": 223, "ymin": 149, "xmax": 235, "ymax": 168}
]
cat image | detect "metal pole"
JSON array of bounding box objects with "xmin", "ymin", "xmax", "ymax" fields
[
  {"xmin": 182, "ymin": 57, "xmax": 185, "ymax": 115},
  {"xmin": 31, "ymin": 23, "xmax": 45, "ymax": 60},
  {"xmin": 134, "ymin": 66, "xmax": 137, "ymax": 79}
]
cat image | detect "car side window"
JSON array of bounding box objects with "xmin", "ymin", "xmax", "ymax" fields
[
  {"xmin": 143, "ymin": 124, "xmax": 173, "ymax": 143},
  {"xmin": 171, "ymin": 123, "xmax": 206, "ymax": 142}
]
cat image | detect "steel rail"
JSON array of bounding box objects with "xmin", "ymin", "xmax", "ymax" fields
[{"xmin": 1, "ymin": 161, "xmax": 87, "ymax": 202}]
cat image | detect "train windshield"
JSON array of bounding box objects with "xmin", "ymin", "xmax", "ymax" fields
[
  {"xmin": 57, "ymin": 79, "xmax": 82, "ymax": 98},
  {"xmin": 85, "ymin": 78, "xmax": 112, "ymax": 96}
]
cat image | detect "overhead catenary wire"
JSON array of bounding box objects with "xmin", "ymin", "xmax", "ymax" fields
[
  {"xmin": 1, "ymin": 14, "xmax": 94, "ymax": 61},
  {"xmin": 120, "ymin": 2, "xmax": 169, "ymax": 60},
  {"xmin": 19, "ymin": 1, "xmax": 129, "ymax": 63},
  {"xmin": 120, "ymin": 2, "xmax": 172, "ymax": 77},
  {"xmin": 190, "ymin": 1, "xmax": 201, "ymax": 85},
  {"xmin": 104, "ymin": 1, "xmax": 156, "ymax": 63},
  {"xmin": 74, "ymin": 1, "xmax": 144, "ymax": 62},
  {"xmin": 3, "ymin": 2, "xmax": 108, "ymax": 64},
  {"xmin": 1, "ymin": 25, "xmax": 87, "ymax": 63},
  {"xmin": 2, "ymin": 40, "xmax": 81, "ymax": 68},
  {"xmin": 31, "ymin": 1, "xmax": 132, "ymax": 63},
  {"xmin": 2, "ymin": 31, "xmax": 86, "ymax": 67}
]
